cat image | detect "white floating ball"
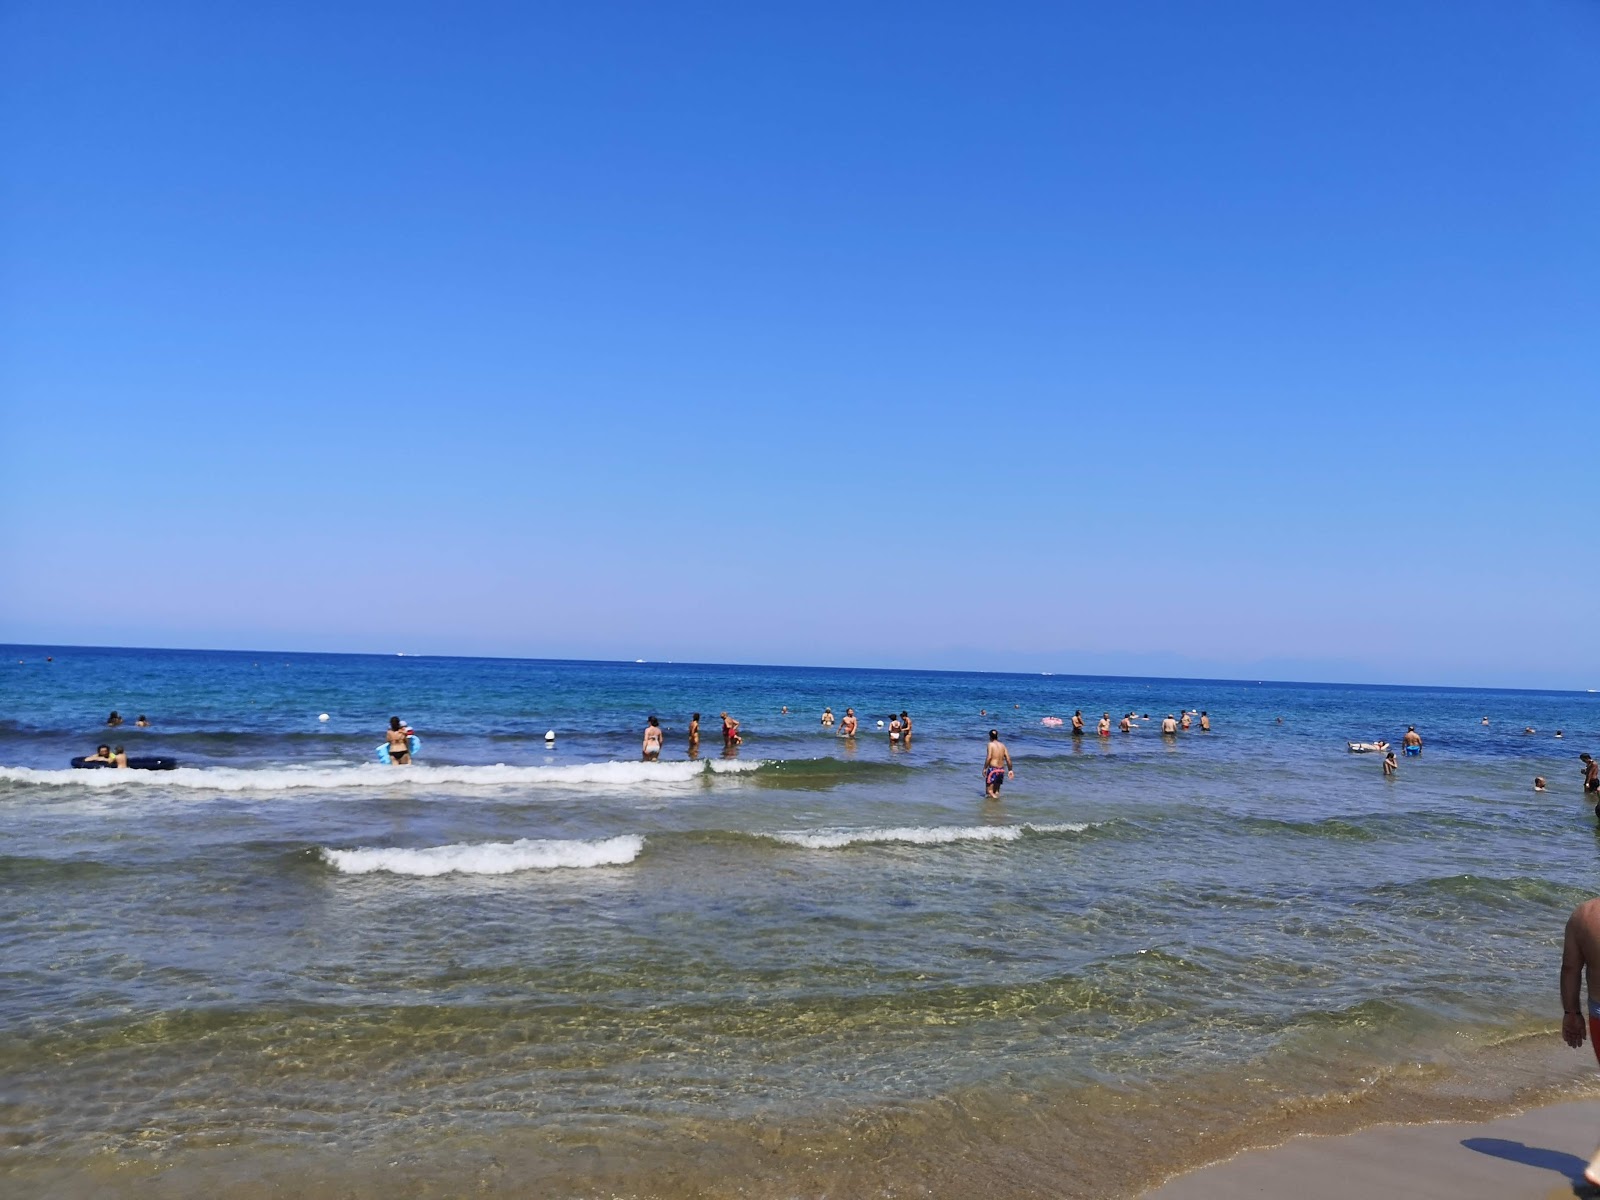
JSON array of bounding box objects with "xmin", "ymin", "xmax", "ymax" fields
[
  {"xmin": 318, "ymin": 713, "xmax": 330, "ymax": 722},
  {"xmin": 544, "ymin": 730, "xmax": 556, "ymax": 741}
]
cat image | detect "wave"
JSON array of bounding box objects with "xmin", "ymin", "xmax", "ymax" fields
[
  {"xmin": 765, "ymin": 821, "xmax": 1093, "ymax": 850},
  {"xmin": 0, "ymin": 759, "xmax": 763, "ymax": 794},
  {"xmin": 319, "ymin": 834, "xmax": 644, "ymax": 877}
]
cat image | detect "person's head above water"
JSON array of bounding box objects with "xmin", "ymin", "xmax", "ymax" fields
[
  {"xmin": 648, "ymin": 715, "xmax": 659, "ymax": 727},
  {"xmin": 989, "ymin": 729, "xmax": 999, "ymax": 740},
  {"xmin": 390, "ymin": 717, "xmax": 402, "ymax": 731},
  {"xmin": 97, "ymin": 744, "xmax": 110, "ymax": 756}
]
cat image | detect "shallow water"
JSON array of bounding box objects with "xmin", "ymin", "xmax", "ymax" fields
[{"xmin": 4, "ymin": 646, "xmax": 1599, "ymax": 1196}]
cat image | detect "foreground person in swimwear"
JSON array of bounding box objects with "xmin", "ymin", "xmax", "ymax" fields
[
  {"xmin": 385, "ymin": 717, "xmax": 411, "ymax": 765},
  {"xmin": 1071, "ymin": 710, "xmax": 1085, "ymax": 735},
  {"xmin": 720, "ymin": 712, "xmax": 741, "ymax": 745},
  {"xmin": 841, "ymin": 708, "xmax": 858, "ymax": 737},
  {"xmin": 687, "ymin": 713, "xmax": 700, "ymax": 751},
  {"xmin": 1560, "ymin": 897, "xmax": 1600, "ymax": 1187},
  {"xmin": 642, "ymin": 715, "xmax": 663, "ymax": 761},
  {"xmin": 983, "ymin": 730, "xmax": 1013, "ymax": 798},
  {"xmin": 83, "ymin": 744, "xmax": 114, "ymax": 765}
]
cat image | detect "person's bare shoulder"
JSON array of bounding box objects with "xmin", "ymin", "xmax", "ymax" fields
[{"xmin": 1570, "ymin": 898, "xmax": 1600, "ymax": 936}]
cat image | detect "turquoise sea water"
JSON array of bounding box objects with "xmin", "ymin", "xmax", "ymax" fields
[{"xmin": 3, "ymin": 645, "xmax": 1600, "ymax": 1198}]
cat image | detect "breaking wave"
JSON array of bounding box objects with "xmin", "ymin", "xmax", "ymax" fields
[
  {"xmin": 0, "ymin": 759, "xmax": 762, "ymax": 793},
  {"xmin": 767, "ymin": 822, "xmax": 1093, "ymax": 849},
  {"xmin": 319, "ymin": 834, "xmax": 645, "ymax": 877}
]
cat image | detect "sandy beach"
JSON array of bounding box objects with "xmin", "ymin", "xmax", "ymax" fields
[{"xmin": 1147, "ymin": 1100, "xmax": 1600, "ymax": 1199}]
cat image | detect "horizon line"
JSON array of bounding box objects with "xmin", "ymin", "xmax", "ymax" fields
[{"xmin": 2, "ymin": 640, "xmax": 1594, "ymax": 698}]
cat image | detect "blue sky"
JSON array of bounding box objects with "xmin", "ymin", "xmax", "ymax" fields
[{"xmin": 2, "ymin": 0, "xmax": 1596, "ymax": 688}]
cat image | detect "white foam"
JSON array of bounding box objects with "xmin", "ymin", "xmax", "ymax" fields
[
  {"xmin": 320, "ymin": 834, "xmax": 644, "ymax": 877},
  {"xmin": 0, "ymin": 759, "xmax": 763, "ymax": 794},
  {"xmin": 770, "ymin": 822, "xmax": 1091, "ymax": 849}
]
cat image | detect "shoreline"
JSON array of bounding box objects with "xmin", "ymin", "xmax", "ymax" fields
[{"xmin": 1144, "ymin": 1095, "xmax": 1600, "ymax": 1199}]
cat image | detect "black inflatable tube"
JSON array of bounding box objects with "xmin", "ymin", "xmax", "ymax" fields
[{"xmin": 71, "ymin": 756, "xmax": 179, "ymax": 771}]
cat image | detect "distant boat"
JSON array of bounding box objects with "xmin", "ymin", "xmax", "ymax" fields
[{"xmin": 635, "ymin": 659, "xmax": 646, "ymax": 664}]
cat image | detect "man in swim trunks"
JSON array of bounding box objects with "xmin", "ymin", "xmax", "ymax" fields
[
  {"xmin": 1119, "ymin": 714, "xmax": 1132, "ymax": 733},
  {"xmin": 1583, "ymin": 754, "xmax": 1600, "ymax": 808},
  {"xmin": 1161, "ymin": 714, "xmax": 1177, "ymax": 735},
  {"xmin": 385, "ymin": 717, "xmax": 411, "ymax": 765},
  {"xmin": 1098, "ymin": 713, "xmax": 1111, "ymax": 737},
  {"xmin": 642, "ymin": 715, "xmax": 664, "ymax": 761},
  {"xmin": 1402, "ymin": 726, "xmax": 1422, "ymax": 756},
  {"xmin": 1071, "ymin": 710, "xmax": 1085, "ymax": 735},
  {"xmin": 983, "ymin": 730, "xmax": 1013, "ymax": 798},
  {"xmin": 1199, "ymin": 711, "xmax": 1210, "ymax": 732},
  {"xmin": 841, "ymin": 708, "xmax": 858, "ymax": 738},
  {"xmin": 1560, "ymin": 897, "xmax": 1600, "ymax": 1186}
]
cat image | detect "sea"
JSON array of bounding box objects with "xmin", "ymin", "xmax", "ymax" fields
[{"xmin": 3, "ymin": 644, "xmax": 1599, "ymax": 1198}]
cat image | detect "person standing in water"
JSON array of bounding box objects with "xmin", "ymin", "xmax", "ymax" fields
[
  {"xmin": 1161, "ymin": 714, "xmax": 1178, "ymax": 735},
  {"xmin": 1559, "ymin": 897, "xmax": 1600, "ymax": 1188},
  {"xmin": 721, "ymin": 712, "xmax": 741, "ymax": 746},
  {"xmin": 1383, "ymin": 749, "xmax": 1397, "ymax": 776},
  {"xmin": 1180, "ymin": 711, "xmax": 1192, "ymax": 731},
  {"xmin": 983, "ymin": 730, "xmax": 1014, "ymax": 798},
  {"xmin": 106, "ymin": 711, "xmax": 123, "ymax": 727},
  {"xmin": 888, "ymin": 714, "xmax": 902, "ymax": 743},
  {"xmin": 1199, "ymin": 711, "xmax": 1210, "ymax": 732},
  {"xmin": 1402, "ymin": 726, "xmax": 1423, "ymax": 756},
  {"xmin": 687, "ymin": 713, "xmax": 700, "ymax": 756},
  {"xmin": 821, "ymin": 708, "xmax": 834, "ymax": 727},
  {"xmin": 1071, "ymin": 710, "xmax": 1085, "ymax": 735},
  {"xmin": 1583, "ymin": 754, "xmax": 1600, "ymax": 806},
  {"xmin": 1098, "ymin": 713, "xmax": 1111, "ymax": 737},
  {"xmin": 642, "ymin": 716, "xmax": 664, "ymax": 761},
  {"xmin": 900, "ymin": 711, "xmax": 912, "ymax": 744},
  {"xmin": 841, "ymin": 708, "xmax": 858, "ymax": 738},
  {"xmin": 385, "ymin": 717, "xmax": 411, "ymax": 765},
  {"xmin": 1119, "ymin": 714, "xmax": 1132, "ymax": 733}
]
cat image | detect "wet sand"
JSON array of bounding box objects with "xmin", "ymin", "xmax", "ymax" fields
[{"xmin": 1146, "ymin": 1099, "xmax": 1600, "ymax": 1199}]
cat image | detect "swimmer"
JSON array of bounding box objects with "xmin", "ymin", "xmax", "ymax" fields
[
  {"xmin": 841, "ymin": 708, "xmax": 858, "ymax": 738},
  {"xmin": 1161, "ymin": 714, "xmax": 1177, "ymax": 735},
  {"xmin": 1098, "ymin": 713, "xmax": 1111, "ymax": 737},
  {"xmin": 983, "ymin": 730, "xmax": 1014, "ymax": 798},
  {"xmin": 112, "ymin": 745, "xmax": 128, "ymax": 768},
  {"xmin": 900, "ymin": 711, "xmax": 913, "ymax": 743},
  {"xmin": 1402, "ymin": 726, "xmax": 1422, "ymax": 756},
  {"xmin": 1071, "ymin": 710, "xmax": 1085, "ymax": 735},
  {"xmin": 1199, "ymin": 711, "xmax": 1210, "ymax": 732},
  {"xmin": 1535, "ymin": 776, "xmax": 1547, "ymax": 792},
  {"xmin": 821, "ymin": 707, "xmax": 834, "ymax": 727},
  {"xmin": 720, "ymin": 712, "xmax": 741, "ymax": 746},
  {"xmin": 1180, "ymin": 712, "xmax": 1192, "ymax": 731},
  {"xmin": 1558, "ymin": 731, "xmax": 1566, "ymax": 739},
  {"xmin": 1482, "ymin": 717, "xmax": 1490, "ymax": 725},
  {"xmin": 781, "ymin": 706, "xmax": 789, "ymax": 715},
  {"xmin": 135, "ymin": 715, "xmax": 150, "ymax": 728},
  {"xmin": 83, "ymin": 744, "xmax": 114, "ymax": 765},
  {"xmin": 1119, "ymin": 714, "xmax": 1132, "ymax": 733},
  {"xmin": 385, "ymin": 717, "xmax": 411, "ymax": 765},
  {"xmin": 688, "ymin": 713, "xmax": 700, "ymax": 751},
  {"xmin": 1383, "ymin": 749, "xmax": 1397, "ymax": 776},
  {"xmin": 642, "ymin": 715, "xmax": 663, "ymax": 761},
  {"xmin": 106, "ymin": 711, "xmax": 123, "ymax": 727}
]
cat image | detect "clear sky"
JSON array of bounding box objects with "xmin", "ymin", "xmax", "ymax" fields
[{"xmin": 2, "ymin": 1, "xmax": 1596, "ymax": 688}]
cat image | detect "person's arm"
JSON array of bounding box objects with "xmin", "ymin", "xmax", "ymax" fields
[
  {"xmin": 1563, "ymin": 914, "xmax": 1587, "ymax": 1048},
  {"xmin": 1005, "ymin": 748, "xmax": 1014, "ymax": 774}
]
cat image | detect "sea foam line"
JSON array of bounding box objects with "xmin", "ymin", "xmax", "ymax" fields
[
  {"xmin": 320, "ymin": 834, "xmax": 645, "ymax": 877},
  {"xmin": 768, "ymin": 822, "xmax": 1092, "ymax": 850},
  {"xmin": 0, "ymin": 759, "xmax": 762, "ymax": 793}
]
